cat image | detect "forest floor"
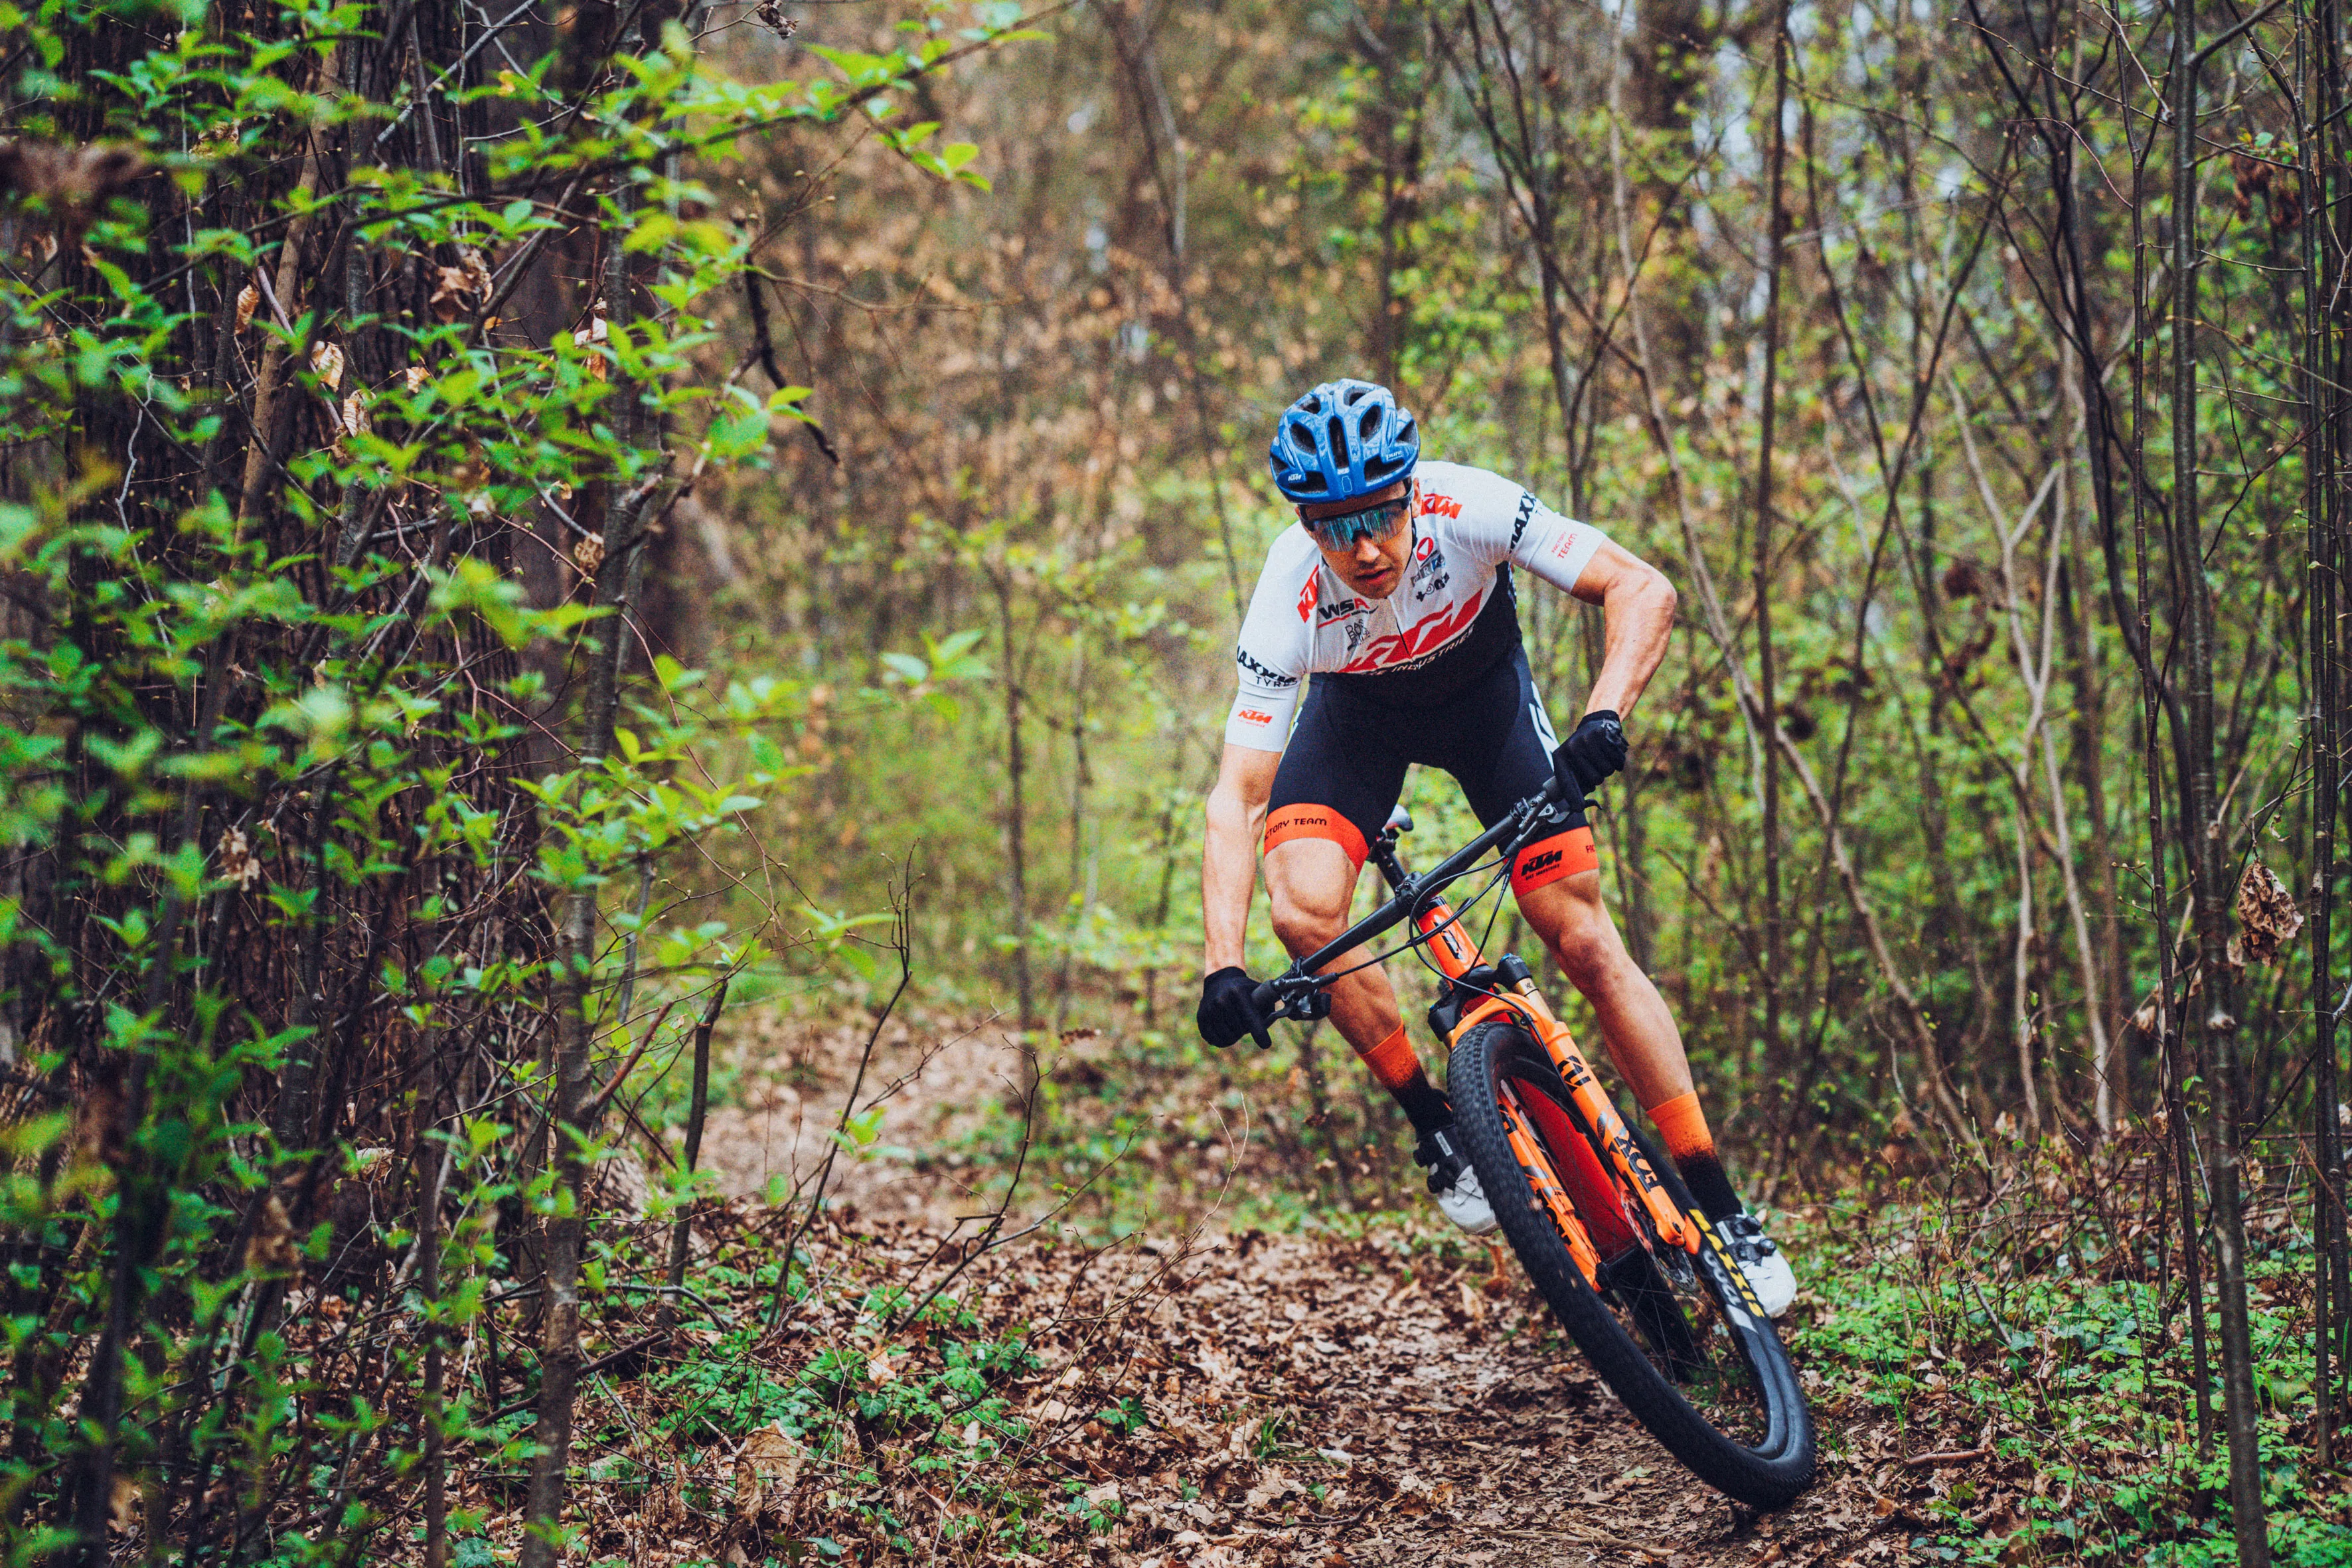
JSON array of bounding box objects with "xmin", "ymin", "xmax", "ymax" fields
[{"xmin": 581, "ymin": 1010, "xmax": 1923, "ymax": 1567}]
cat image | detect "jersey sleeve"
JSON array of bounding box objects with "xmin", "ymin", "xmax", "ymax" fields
[
  {"xmin": 1223, "ymin": 538, "xmax": 1315, "ymax": 752},
  {"xmin": 1436, "ymin": 463, "xmax": 1610, "ymax": 595},
  {"xmin": 1508, "ymin": 492, "xmax": 1610, "ymax": 595}
]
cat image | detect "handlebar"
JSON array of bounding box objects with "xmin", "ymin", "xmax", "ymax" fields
[{"xmin": 1251, "ymin": 772, "xmax": 1574, "ymax": 1026}]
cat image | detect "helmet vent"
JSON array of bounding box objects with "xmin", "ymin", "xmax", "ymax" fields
[
  {"xmin": 1324, "ymin": 414, "xmax": 1347, "ymax": 464},
  {"xmin": 1366, "ymin": 455, "xmax": 1397, "ymax": 479},
  {"xmin": 1357, "ymin": 403, "xmax": 1381, "ymax": 441}
]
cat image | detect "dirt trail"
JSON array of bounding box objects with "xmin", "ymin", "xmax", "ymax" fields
[
  {"xmin": 681, "ymin": 1019, "xmax": 1904, "ymax": 1566},
  {"xmin": 988, "ymin": 1228, "xmax": 1898, "ymax": 1567}
]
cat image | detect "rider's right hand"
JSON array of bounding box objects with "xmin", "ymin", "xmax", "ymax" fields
[{"xmin": 1198, "ymin": 967, "xmax": 1275, "ymax": 1051}]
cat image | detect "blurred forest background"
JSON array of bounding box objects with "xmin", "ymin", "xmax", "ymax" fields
[{"xmin": 1, "ymin": 0, "xmax": 2349, "ymax": 1561}]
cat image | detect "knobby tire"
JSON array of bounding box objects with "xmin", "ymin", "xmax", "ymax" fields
[{"xmin": 1447, "ymin": 1018, "xmax": 1816, "ymax": 1509}]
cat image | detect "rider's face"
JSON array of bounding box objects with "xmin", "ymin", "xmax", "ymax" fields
[{"xmin": 1299, "ymin": 479, "xmax": 1415, "ymax": 601}]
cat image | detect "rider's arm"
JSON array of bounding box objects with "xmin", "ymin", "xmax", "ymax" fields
[
  {"xmin": 1203, "ymin": 743, "xmax": 1283, "ymax": 972},
  {"xmin": 1566, "ymin": 538, "xmax": 1678, "ymax": 721},
  {"xmin": 1476, "ymin": 477, "xmax": 1678, "ymax": 722}
]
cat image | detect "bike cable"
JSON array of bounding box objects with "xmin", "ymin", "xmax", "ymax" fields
[
  {"xmin": 1406, "ymin": 856, "xmax": 1522, "ymax": 1010},
  {"xmin": 1282, "ymin": 850, "xmax": 1518, "ymax": 1000}
]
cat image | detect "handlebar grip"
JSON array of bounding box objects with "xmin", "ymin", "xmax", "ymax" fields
[{"xmin": 1250, "ymin": 981, "xmax": 1279, "ymax": 1017}]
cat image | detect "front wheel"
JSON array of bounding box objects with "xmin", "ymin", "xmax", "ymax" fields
[{"xmin": 1447, "ymin": 1017, "xmax": 1815, "ymax": 1509}]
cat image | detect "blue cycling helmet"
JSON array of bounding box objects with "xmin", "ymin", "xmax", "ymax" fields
[{"xmin": 1267, "ymin": 378, "xmax": 1419, "ymax": 503}]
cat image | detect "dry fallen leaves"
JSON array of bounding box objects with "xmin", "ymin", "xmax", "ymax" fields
[
  {"xmin": 573, "ymin": 531, "xmax": 606, "ymax": 574},
  {"xmin": 234, "ymin": 281, "xmax": 259, "ymax": 333},
  {"xmin": 309, "ymin": 340, "xmax": 345, "ymax": 392},
  {"xmin": 732, "ymin": 1421, "xmax": 802, "ymax": 1520}
]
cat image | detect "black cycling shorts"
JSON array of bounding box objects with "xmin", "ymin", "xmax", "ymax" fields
[{"xmin": 1263, "ymin": 644, "xmax": 1596, "ymax": 896}]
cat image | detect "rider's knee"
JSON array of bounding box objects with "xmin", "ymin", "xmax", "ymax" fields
[
  {"xmin": 1534, "ymin": 880, "xmax": 1620, "ymax": 981},
  {"xmin": 1550, "ymin": 923, "xmax": 1616, "ymax": 984},
  {"xmin": 1269, "ymin": 893, "xmax": 1346, "ymax": 956}
]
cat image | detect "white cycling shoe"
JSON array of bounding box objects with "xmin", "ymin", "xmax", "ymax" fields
[
  {"xmin": 1719, "ymin": 1212, "xmax": 1797, "ymax": 1317},
  {"xmin": 1415, "ymin": 1125, "xmax": 1498, "ymax": 1235}
]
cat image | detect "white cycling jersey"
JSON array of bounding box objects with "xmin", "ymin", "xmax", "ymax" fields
[{"xmin": 1223, "ymin": 461, "xmax": 1609, "ymax": 751}]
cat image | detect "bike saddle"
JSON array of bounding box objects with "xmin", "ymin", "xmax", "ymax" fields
[{"xmin": 1385, "ymin": 805, "xmax": 1414, "ymax": 837}]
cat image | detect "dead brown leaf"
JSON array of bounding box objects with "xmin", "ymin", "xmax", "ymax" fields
[
  {"xmin": 0, "ymin": 140, "xmax": 147, "ymax": 215},
  {"xmin": 733, "ymin": 1421, "xmax": 801, "ymax": 1520},
  {"xmin": 2236, "ymin": 859, "xmax": 2303, "ymax": 963},
  {"xmin": 244, "ymin": 1194, "xmax": 302, "ymax": 1275}
]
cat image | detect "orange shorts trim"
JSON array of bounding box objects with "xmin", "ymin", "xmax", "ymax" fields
[
  {"xmin": 1510, "ymin": 825, "xmax": 1597, "ymax": 896},
  {"xmin": 1264, "ymin": 805, "xmax": 1369, "ymax": 868}
]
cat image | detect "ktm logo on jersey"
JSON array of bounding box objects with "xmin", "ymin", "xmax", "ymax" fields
[
  {"xmin": 1296, "ymin": 577, "xmax": 1318, "ymax": 622},
  {"xmin": 1237, "ymin": 708, "xmax": 1273, "ymax": 725},
  {"xmin": 1419, "ymin": 492, "xmax": 1462, "ymax": 520},
  {"xmin": 1520, "ymin": 849, "xmax": 1563, "ymax": 876},
  {"xmin": 1337, "ymin": 589, "xmax": 1484, "ymax": 673}
]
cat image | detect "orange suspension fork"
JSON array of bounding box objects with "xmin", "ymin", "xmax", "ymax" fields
[{"xmin": 1498, "ymin": 980, "xmax": 1695, "ymax": 1255}]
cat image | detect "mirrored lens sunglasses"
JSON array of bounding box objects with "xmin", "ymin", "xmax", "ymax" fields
[{"xmin": 1303, "ymin": 495, "xmax": 1410, "ymax": 550}]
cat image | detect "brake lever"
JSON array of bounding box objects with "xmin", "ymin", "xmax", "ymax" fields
[{"xmin": 1251, "ymin": 974, "xmax": 1332, "ymax": 1030}]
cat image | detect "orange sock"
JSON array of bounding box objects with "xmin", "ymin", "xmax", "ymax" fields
[
  {"xmin": 1356, "ymin": 1024, "xmax": 1423, "ymax": 1093},
  {"xmin": 1647, "ymin": 1089, "xmax": 1714, "ymax": 1164},
  {"xmin": 1358, "ymin": 1024, "xmax": 1452, "ymax": 1135},
  {"xmin": 1647, "ymin": 1089, "xmax": 1743, "ymax": 1220}
]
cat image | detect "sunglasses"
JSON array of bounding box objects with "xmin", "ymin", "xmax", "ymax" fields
[{"xmin": 1302, "ymin": 494, "xmax": 1411, "ymax": 550}]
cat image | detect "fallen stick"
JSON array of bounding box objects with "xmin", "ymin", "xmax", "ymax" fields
[{"xmin": 1903, "ymin": 1445, "xmax": 1992, "ymax": 1469}]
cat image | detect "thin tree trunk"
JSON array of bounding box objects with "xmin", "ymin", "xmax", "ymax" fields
[
  {"xmin": 996, "ymin": 573, "xmax": 1036, "ymax": 1032},
  {"xmin": 516, "ymin": 157, "xmax": 650, "ymax": 1568},
  {"xmin": 663, "ymin": 981, "xmax": 728, "ymax": 1326},
  {"xmin": 2173, "ymin": 1, "xmax": 2270, "ymax": 1551},
  {"xmin": 1751, "ymin": 0, "xmax": 1792, "ymax": 1079},
  {"xmin": 2309, "ymin": 0, "xmax": 2348, "ymax": 1461},
  {"xmin": 420, "ymin": 1131, "xmax": 449, "ymax": 1568},
  {"xmin": 2059, "ymin": 512, "xmax": 2128, "ymax": 1127}
]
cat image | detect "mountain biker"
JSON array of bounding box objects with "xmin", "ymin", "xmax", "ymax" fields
[{"xmin": 1196, "ymin": 378, "xmax": 1795, "ymax": 1317}]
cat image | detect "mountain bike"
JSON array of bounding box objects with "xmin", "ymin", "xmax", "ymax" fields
[{"xmin": 1250, "ymin": 775, "xmax": 1816, "ymax": 1510}]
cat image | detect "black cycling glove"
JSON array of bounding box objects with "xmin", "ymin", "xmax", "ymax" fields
[
  {"xmin": 1552, "ymin": 709, "xmax": 1627, "ymax": 794},
  {"xmin": 1198, "ymin": 967, "xmax": 1273, "ymax": 1050}
]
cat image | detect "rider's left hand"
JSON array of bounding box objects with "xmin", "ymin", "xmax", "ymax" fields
[
  {"xmin": 1198, "ymin": 967, "xmax": 1275, "ymax": 1050},
  {"xmin": 1553, "ymin": 709, "xmax": 1627, "ymax": 793}
]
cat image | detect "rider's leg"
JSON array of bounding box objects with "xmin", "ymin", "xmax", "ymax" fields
[
  {"xmin": 1511, "ymin": 864, "xmax": 1743, "ymax": 1222},
  {"xmin": 1262, "ymin": 834, "xmax": 1452, "ymax": 1135},
  {"xmin": 1439, "ymin": 646, "xmax": 1749, "ymax": 1222}
]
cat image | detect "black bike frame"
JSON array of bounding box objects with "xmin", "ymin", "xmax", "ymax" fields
[{"xmin": 1251, "ymin": 775, "xmax": 1570, "ymax": 1020}]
